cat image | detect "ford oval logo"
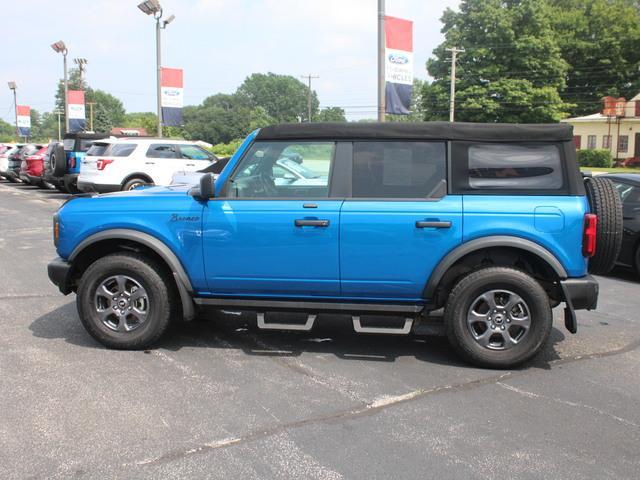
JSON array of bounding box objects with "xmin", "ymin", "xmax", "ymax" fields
[{"xmin": 388, "ymin": 53, "xmax": 409, "ymax": 65}]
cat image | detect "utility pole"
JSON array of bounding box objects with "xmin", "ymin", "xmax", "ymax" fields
[
  {"xmin": 446, "ymin": 47, "xmax": 464, "ymax": 122},
  {"xmin": 377, "ymin": 0, "xmax": 386, "ymax": 122},
  {"xmin": 300, "ymin": 74, "xmax": 319, "ymax": 122},
  {"xmin": 54, "ymin": 108, "xmax": 63, "ymax": 141},
  {"xmin": 51, "ymin": 41, "xmax": 69, "ymax": 133},
  {"xmin": 7, "ymin": 81, "xmax": 18, "ymax": 140},
  {"xmin": 86, "ymin": 102, "xmax": 96, "ymax": 131}
]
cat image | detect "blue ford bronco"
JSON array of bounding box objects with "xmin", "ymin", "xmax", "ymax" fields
[{"xmin": 47, "ymin": 123, "xmax": 622, "ymax": 368}]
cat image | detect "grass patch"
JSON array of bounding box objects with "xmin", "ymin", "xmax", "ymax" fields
[{"xmin": 580, "ymin": 167, "xmax": 640, "ymax": 173}]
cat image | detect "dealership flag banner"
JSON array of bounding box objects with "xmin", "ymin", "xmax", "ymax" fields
[
  {"xmin": 16, "ymin": 105, "xmax": 31, "ymax": 137},
  {"xmin": 67, "ymin": 90, "xmax": 86, "ymax": 132},
  {"xmin": 161, "ymin": 67, "xmax": 184, "ymax": 126},
  {"xmin": 385, "ymin": 16, "xmax": 413, "ymax": 115}
]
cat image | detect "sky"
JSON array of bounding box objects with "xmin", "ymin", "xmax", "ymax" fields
[{"xmin": 1, "ymin": 0, "xmax": 460, "ymax": 124}]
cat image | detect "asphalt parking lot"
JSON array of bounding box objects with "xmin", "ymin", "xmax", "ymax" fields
[{"xmin": 0, "ymin": 180, "xmax": 639, "ymax": 480}]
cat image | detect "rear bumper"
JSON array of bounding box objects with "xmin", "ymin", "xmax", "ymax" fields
[
  {"xmin": 78, "ymin": 180, "xmax": 120, "ymax": 193},
  {"xmin": 561, "ymin": 275, "xmax": 598, "ymax": 311},
  {"xmin": 47, "ymin": 257, "xmax": 73, "ymax": 295}
]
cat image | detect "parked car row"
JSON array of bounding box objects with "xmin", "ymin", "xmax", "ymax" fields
[{"xmin": 1, "ymin": 133, "xmax": 229, "ymax": 193}]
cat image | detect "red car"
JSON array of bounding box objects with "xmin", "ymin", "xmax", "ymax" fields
[{"xmin": 19, "ymin": 146, "xmax": 48, "ymax": 188}]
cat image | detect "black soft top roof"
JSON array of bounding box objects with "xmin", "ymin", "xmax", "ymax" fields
[
  {"xmin": 63, "ymin": 132, "xmax": 110, "ymax": 141},
  {"xmin": 256, "ymin": 121, "xmax": 573, "ymax": 142}
]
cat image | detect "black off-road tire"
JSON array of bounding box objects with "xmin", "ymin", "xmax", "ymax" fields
[
  {"xmin": 585, "ymin": 176, "xmax": 623, "ymax": 275},
  {"xmin": 634, "ymin": 246, "xmax": 640, "ymax": 278},
  {"xmin": 51, "ymin": 145, "xmax": 67, "ymax": 177},
  {"xmin": 63, "ymin": 175, "xmax": 80, "ymax": 194},
  {"xmin": 445, "ymin": 267, "xmax": 553, "ymax": 369},
  {"xmin": 76, "ymin": 252, "xmax": 177, "ymax": 349},
  {"xmin": 122, "ymin": 178, "xmax": 150, "ymax": 191}
]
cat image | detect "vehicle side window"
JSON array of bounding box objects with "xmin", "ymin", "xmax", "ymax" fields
[
  {"xmin": 613, "ymin": 182, "xmax": 640, "ymax": 205},
  {"xmin": 107, "ymin": 144, "xmax": 137, "ymax": 157},
  {"xmin": 179, "ymin": 145, "xmax": 212, "ymax": 161},
  {"xmin": 225, "ymin": 141, "xmax": 334, "ymax": 198},
  {"xmin": 352, "ymin": 141, "xmax": 446, "ymax": 198},
  {"xmin": 146, "ymin": 144, "xmax": 179, "ymax": 159},
  {"xmin": 86, "ymin": 143, "xmax": 110, "ymax": 156},
  {"xmin": 451, "ymin": 142, "xmax": 566, "ymax": 194},
  {"xmin": 63, "ymin": 139, "xmax": 75, "ymax": 151}
]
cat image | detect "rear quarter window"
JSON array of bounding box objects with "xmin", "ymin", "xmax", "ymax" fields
[
  {"xmin": 451, "ymin": 142, "xmax": 567, "ymax": 194},
  {"xmin": 86, "ymin": 143, "xmax": 110, "ymax": 156},
  {"xmin": 107, "ymin": 144, "xmax": 137, "ymax": 157}
]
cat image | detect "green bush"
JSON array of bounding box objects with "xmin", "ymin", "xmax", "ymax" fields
[
  {"xmin": 208, "ymin": 139, "xmax": 243, "ymax": 158},
  {"xmin": 577, "ymin": 149, "xmax": 613, "ymax": 168}
]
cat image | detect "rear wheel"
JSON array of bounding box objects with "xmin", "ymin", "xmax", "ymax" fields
[
  {"xmin": 122, "ymin": 178, "xmax": 150, "ymax": 191},
  {"xmin": 445, "ymin": 267, "xmax": 552, "ymax": 369},
  {"xmin": 585, "ymin": 176, "xmax": 623, "ymax": 274},
  {"xmin": 76, "ymin": 252, "xmax": 176, "ymax": 349},
  {"xmin": 63, "ymin": 175, "xmax": 80, "ymax": 194}
]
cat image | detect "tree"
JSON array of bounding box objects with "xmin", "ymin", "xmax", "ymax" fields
[
  {"xmin": 182, "ymin": 93, "xmax": 275, "ymax": 145},
  {"xmin": 0, "ymin": 119, "xmax": 15, "ymax": 142},
  {"xmin": 237, "ymin": 73, "xmax": 318, "ymax": 123},
  {"xmin": 87, "ymin": 90, "xmax": 126, "ymax": 128},
  {"xmin": 423, "ymin": 0, "xmax": 573, "ymax": 123},
  {"xmin": 548, "ymin": 0, "xmax": 640, "ymax": 115},
  {"xmin": 123, "ymin": 112, "xmax": 157, "ymax": 134},
  {"xmin": 54, "ymin": 68, "xmax": 126, "ymax": 131},
  {"xmin": 316, "ymin": 107, "xmax": 347, "ymax": 122},
  {"xmin": 92, "ymin": 104, "xmax": 113, "ymax": 133}
]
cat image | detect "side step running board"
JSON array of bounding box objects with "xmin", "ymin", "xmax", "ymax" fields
[
  {"xmin": 257, "ymin": 312, "xmax": 316, "ymax": 331},
  {"xmin": 352, "ymin": 316, "xmax": 413, "ymax": 335}
]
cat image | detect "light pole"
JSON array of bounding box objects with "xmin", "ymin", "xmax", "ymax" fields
[
  {"xmin": 7, "ymin": 81, "xmax": 18, "ymax": 140},
  {"xmin": 138, "ymin": 0, "xmax": 175, "ymax": 138},
  {"xmin": 74, "ymin": 58, "xmax": 88, "ymax": 84},
  {"xmin": 54, "ymin": 108, "xmax": 63, "ymax": 141},
  {"xmin": 51, "ymin": 40, "xmax": 69, "ymax": 133},
  {"xmin": 377, "ymin": 0, "xmax": 385, "ymax": 122}
]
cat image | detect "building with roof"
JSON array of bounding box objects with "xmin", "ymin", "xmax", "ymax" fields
[{"xmin": 562, "ymin": 94, "xmax": 640, "ymax": 164}]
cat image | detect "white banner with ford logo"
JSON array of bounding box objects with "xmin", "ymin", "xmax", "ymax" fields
[
  {"xmin": 161, "ymin": 67, "xmax": 184, "ymax": 126},
  {"xmin": 385, "ymin": 16, "xmax": 413, "ymax": 115}
]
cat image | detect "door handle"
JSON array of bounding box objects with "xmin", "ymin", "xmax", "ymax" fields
[
  {"xmin": 186, "ymin": 163, "xmax": 196, "ymax": 167},
  {"xmin": 295, "ymin": 219, "xmax": 330, "ymax": 227},
  {"xmin": 415, "ymin": 221, "xmax": 452, "ymax": 229},
  {"xmin": 145, "ymin": 162, "xmax": 155, "ymax": 165}
]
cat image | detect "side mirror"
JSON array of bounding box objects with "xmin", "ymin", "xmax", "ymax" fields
[{"xmin": 193, "ymin": 173, "xmax": 215, "ymax": 200}]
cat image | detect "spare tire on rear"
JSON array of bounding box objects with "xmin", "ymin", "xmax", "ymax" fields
[
  {"xmin": 584, "ymin": 176, "xmax": 623, "ymax": 274},
  {"xmin": 51, "ymin": 144, "xmax": 67, "ymax": 177}
]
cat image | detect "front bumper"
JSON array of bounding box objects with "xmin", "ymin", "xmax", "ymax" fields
[
  {"xmin": 77, "ymin": 180, "xmax": 120, "ymax": 193},
  {"xmin": 48, "ymin": 257, "xmax": 73, "ymax": 295}
]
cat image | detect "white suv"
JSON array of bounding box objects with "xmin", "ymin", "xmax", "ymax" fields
[{"xmin": 77, "ymin": 138, "xmax": 217, "ymax": 193}]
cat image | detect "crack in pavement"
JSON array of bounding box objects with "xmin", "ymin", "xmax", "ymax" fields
[
  {"xmin": 0, "ymin": 293, "xmax": 62, "ymax": 300},
  {"xmin": 119, "ymin": 334, "xmax": 640, "ymax": 470},
  {"xmin": 497, "ymin": 382, "xmax": 639, "ymax": 428}
]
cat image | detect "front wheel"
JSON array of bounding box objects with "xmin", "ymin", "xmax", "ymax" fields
[
  {"xmin": 76, "ymin": 252, "xmax": 176, "ymax": 349},
  {"xmin": 445, "ymin": 267, "xmax": 552, "ymax": 369}
]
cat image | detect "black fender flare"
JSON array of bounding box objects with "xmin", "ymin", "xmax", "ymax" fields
[
  {"xmin": 422, "ymin": 236, "xmax": 569, "ymax": 300},
  {"xmin": 69, "ymin": 229, "xmax": 195, "ymax": 319}
]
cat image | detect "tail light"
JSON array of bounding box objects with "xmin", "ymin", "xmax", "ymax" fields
[
  {"xmin": 69, "ymin": 154, "xmax": 76, "ymax": 168},
  {"xmin": 583, "ymin": 214, "xmax": 597, "ymax": 258},
  {"xmin": 96, "ymin": 159, "xmax": 114, "ymax": 170}
]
